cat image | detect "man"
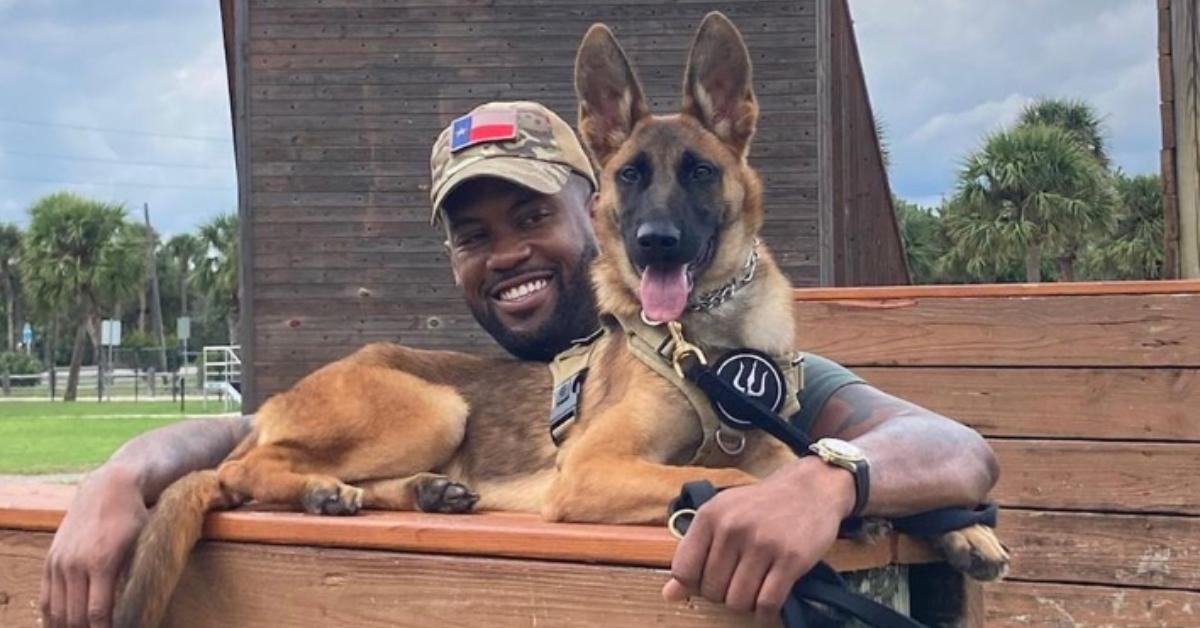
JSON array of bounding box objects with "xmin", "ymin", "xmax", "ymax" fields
[{"xmin": 41, "ymin": 102, "xmax": 997, "ymax": 628}]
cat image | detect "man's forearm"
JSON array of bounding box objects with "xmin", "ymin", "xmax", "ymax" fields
[
  {"xmin": 100, "ymin": 415, "xmax": 253, "ymax": 503},
  {"xmin": 812, "ymin": 385, "xmax": 999, "ymax": 517}
]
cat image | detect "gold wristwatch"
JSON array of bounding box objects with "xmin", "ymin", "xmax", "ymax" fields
[{"xmin": 809, "ymin": 438, "xmax": 870, "ymax": 519}]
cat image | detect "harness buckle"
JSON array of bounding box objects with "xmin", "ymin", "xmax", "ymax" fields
[{"xmin": 666, "ymin": 321, "xmax": 707, "ymax": 379}]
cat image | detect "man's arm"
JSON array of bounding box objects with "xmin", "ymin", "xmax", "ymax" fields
[
  {"xmin": 664, "ymin": 383, "xmax": 999, "ymax": 620},
  {"xmin": 40, "ymin": 415, "xmax": 252, "ymax": 628}
]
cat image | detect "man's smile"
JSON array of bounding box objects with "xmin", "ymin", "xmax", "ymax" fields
[{"xmin": 489, "ymin": 270, "xmax": 557, "ymax": 318}]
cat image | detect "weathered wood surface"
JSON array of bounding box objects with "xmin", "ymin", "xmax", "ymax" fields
[
  {"xmin": 857, "ymin": 367, "xmax": 1200, "ymax": 440},
  {"xmin": 983, "ymin": 580, "xmax": 1200, "ymax": 627},
  {"xmin": 0, "ymin": 530, "xmax": 758, "ymax": 628},
  {"xmin": 793, "ymin": 292, "xmax": 1200, "ymax": 367}
]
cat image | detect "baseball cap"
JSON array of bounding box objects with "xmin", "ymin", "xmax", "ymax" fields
[{"xmin": 429, "ymin": 101, "xmax": 598, "ymax": 224}]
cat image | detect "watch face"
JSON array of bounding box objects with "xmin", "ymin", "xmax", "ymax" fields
[{"xmin": 822, "ymin": 439, "xmax": 865, "ymax": 461}]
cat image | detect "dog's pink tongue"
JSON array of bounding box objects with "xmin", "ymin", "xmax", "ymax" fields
[{"xmin": 640, "ymin": 265, "xmax": 689, "ymax": 323}]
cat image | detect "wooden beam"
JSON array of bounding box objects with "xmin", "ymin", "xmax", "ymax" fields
[
  {"xmin": 0, "ymin": 483, "xmax": 935, "ymax": 571},
  {"xmin": 984, "ymin": 580, "xmax": 1200, "ymax": 627},
  {"xmin": 856, "ymin": 367, "xmax": 1200, "ymax": 441},
  {"xmin": 990, "ymin": 440, "xmax": 1200, "ymax": 515},
  {"xmin": 793, "ymin": 293, "xmax": 1200, "ymax": 367},
  {"xmin": 1001, "ymin": 510, "xmax": 1200, "ymax": 589},
  {"xmin": 793, "ymin": 279, "xmax": 1200, "ymax": 300}
]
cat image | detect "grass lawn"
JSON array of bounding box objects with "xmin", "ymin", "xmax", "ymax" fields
[{"xmin": 0, "ymin": 401, "xmax": 238, "ymax": 475}]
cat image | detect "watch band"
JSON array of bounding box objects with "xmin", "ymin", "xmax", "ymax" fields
[{"xmin": 848, "ymin": 457, "xmax": 870, "ymax": 520}]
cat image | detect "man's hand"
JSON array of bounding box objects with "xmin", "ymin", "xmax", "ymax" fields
[
  {"xmin": 41, "ymin": 466, "xmax": 148, "ymax": 628},
  {"xmin": 662, "ymin": 458, "xmax": 855, "ymax": 622}
]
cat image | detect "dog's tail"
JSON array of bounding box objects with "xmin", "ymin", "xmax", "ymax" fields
[{"xmin": 113, "ymin": 468, "xmax": 236, "ymax": 628}]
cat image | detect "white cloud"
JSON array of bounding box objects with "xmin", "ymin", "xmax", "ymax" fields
[{"xmin": 909, "ymin": 94, "xmax": 1029, "ymax": 148}]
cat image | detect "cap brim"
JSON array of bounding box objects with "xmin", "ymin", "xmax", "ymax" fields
[{"xmin": 430, "ymin": 157, "xmax": 572, "ymax": 225}]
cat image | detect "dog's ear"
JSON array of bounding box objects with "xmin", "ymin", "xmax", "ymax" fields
[
  {"xmin": 575, "ymin": 24, "xmax": 649, "ymax": 167},
  {"xmin": 681, "ymin": 12, "xmax": 758, "ymax": 158}
]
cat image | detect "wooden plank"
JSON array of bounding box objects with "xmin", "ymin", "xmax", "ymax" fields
[
  {"xmin": 792, "ymin": 293, "xmax": 1200, "ymax": 367},
  {"xmin": 990, "ymin": 440, "xmax": 1200, "ymax": 515},
  {"xmin": 252, "ymin": 17, "xmax": 815, "ymax": 39},
  {"xmin": 1001, "ymin": 509, "xmax": 1200, "ymax": 589},
  {"xmin": 0, "ymin": 531, "xmax": 755, "ymax": 628},
  {"xmin": 983, "ymin": 580, "xmax": 1200, "ymax": 627},
  {"xmin": 0, "ymin": 483, "xmax": 932, "ymax": 571},
  {"xmin": 248, "ymin": 32, "xmax": 817, "ymax": 55},
  {"xmin": 793, "ymin": 280, "xmax": 1200, "ymax": 300},
  {"xmin": 248, "ymin": 3, "xmax": 811, "ymax": 25},
  {"xmin": 856, "ymin": 367, "xmax": 1200, "ymax": 441}
]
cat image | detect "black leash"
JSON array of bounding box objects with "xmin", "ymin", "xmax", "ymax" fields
[{"xmin": 671, "ymin": 352, "xmax": 998, "ymax": 627}]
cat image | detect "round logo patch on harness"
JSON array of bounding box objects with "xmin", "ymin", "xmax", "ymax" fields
[{"xmin": 712, "ymin": 349, "xmax": 786, "ymax": 429}]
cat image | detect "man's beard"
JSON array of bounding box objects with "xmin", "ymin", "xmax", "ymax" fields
[{"xmin": 472, "ymin": 244, "xmax": 600, "ymax": 362}]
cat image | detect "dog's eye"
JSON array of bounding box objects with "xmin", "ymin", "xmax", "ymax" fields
[
  {"xmin": 692, "ymin": 163, "xmax": 716, "ymax": 182},
  {"xmin": 618, "ymin": 166, "xmax": 641, "ymax": 184}
]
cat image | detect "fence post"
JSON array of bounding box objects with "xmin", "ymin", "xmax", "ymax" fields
[{"xmin": 2, "ymin": 373, "xmax": 9, "ymax": 397}]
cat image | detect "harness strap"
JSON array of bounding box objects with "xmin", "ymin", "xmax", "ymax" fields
[{"xmin": 546, "ymin": 328, "xmax": 605, "ymax": 445}]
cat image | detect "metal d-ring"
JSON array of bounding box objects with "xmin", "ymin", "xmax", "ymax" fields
[
  {"xmin": 715, "ymin": 427, "xmax": 746, "ymax": 456},
  {"xmin": 640, "ymin": 309, "xmax": 664, "ymax": 327},
  {"xmin": 667, "ymin": 508, "xmax": 697, "ymax": 540}
]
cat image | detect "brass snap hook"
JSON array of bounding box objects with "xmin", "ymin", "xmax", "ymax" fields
[{"xmin": 667, "ymin": 321, "xmax": 707, "ymax": 379}]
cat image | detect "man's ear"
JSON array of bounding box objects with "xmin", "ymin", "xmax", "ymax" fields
[
  {"xmin": 680, "ymin": 12, "xmax": 758, "ymax": 159},
  {"xmin": 574, "ymin": 24, "xmax": 649, "ymax": 168}
]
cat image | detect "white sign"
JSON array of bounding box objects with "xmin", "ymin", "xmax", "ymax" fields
[
  {"xmin": 177, "ymin": 316, "xmax": 191, "ymax": 341},
  {"xmin": 100, "ymin": 319, "xmax": 122, "ymax": 347}
]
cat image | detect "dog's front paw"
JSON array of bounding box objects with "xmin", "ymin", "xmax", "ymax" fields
[
  {"xmin": 302, "ymin": 480, "xmax": 364, "ymax": 516},
  {"xmin": 933, "ymin": 524, "xmax": 1010, "ymax": 581},
  {"xmin": 415, "ymin": 475, "xmax": 479, "ymax": 513}
]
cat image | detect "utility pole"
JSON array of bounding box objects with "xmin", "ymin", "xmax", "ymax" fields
[{"xmin": 144, "ymin": 203, "xmax": 168, "ymax": 375}]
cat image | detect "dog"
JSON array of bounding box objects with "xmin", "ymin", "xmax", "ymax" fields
[{"xmin": 113, "ymin": 13, "xmax": 1008, "ymax": 628}]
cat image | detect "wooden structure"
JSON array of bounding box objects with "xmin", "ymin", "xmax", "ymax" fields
[
  {"xmin": 0, "ymin": 484, "xmax": 956, "ymax": 627},
  {"xmin": 794, "ymin": 280, "xmax": 1200, "ymax": 626},
  {"xmin": 219, "ymin": 0, "xmax": 906, "ymax": 410},
  {"xmin": 1159, "ymin": 0, "xmax": 1199, "ymax": 280}
]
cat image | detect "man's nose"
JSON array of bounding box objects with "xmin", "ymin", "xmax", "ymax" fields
[
  {"xmin": 485, "ymin": 233, "xmax": 532, "ymax": 272},
  {"xmin": 636, "ymin": 220, "xmax": 681, "ymax": 258}
]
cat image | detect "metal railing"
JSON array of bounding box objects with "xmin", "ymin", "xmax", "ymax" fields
[{"xmin": 202, "ymin": 345, "xmax": 242, "ymax": 412}]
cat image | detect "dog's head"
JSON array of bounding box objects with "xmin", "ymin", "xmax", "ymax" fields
[{"xmin": 574, "ymin": 12, "xmax": 764, "ymax": 323}]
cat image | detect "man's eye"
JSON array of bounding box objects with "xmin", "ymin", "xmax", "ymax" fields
[
  {"xmin": 692, "ymin": 163, "xmax": 716, "ymax": 182},
  {"xmin": 618, "ymin": 165, "xmax": 641, "ymax": 184},
  {"xmin": 455, "ymin": 232, "xmax": 485, "ymax": 248},
  {"xmin": 522, "ymin": 209, "xmax": 551, "ymax": 227}
]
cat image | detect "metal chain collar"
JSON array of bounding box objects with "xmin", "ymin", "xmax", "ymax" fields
[{"xmin": 686, "ymin": 239, "xmax": 761, "ymax": 313}]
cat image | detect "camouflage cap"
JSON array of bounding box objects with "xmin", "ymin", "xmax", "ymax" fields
[{"xmin": 429, "ymin": 101, "xmax": 597, "ymax": 224}]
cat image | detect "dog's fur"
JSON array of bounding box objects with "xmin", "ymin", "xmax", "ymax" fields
[{"xmin": 113, "ymin": 14, "xmax": 1007, "ymax": 628}]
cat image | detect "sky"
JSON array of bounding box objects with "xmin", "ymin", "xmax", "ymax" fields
[{"xmin": 0, "ymin": 1, "xmax": 1161, "ymax": 235}]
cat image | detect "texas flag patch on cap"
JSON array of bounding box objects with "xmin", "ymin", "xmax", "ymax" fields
[{"xmin": 450, "ymin": 109, "xmax": 519, "ymax": 152}]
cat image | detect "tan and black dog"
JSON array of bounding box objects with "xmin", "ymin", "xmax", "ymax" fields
[{"xmin": 114, "ymin": 13, "xmax": 1008, "ymax": 628}]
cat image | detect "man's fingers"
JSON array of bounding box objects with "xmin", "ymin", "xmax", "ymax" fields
[
  {"xmin": 670, "ymin": 510, "xmax": 714, "ymax": 594},
  {"xmin": 86, "ymin": 569, "xmax": 115, "ymax": 628},
  {"xmin": 661, "ymin": 577, "xmax": 689, "ymax": 602},
  {"xmin": 39, "ymin": 558, "xmax": 54, "ymax": 627},
  {"xmin": 722, "ymin": 546, "xmax": 772, "ymax": 613},
  {"xmin": 698, "ymin": 530, "xmax": 739, "ymax": 603},
  {"xmin": 755, "ymin": 558, "xmax": 805, "ymax": 622},
  {"xmin": 66, "ymin": 568, "xmax": 90, "ymax": 628},
  {"xmin": 49, "ymin": 568, "xmax": 69, "ymax": 628}
]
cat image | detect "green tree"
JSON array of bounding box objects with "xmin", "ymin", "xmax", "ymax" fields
[
  {"xmin": 893, "ymin": 198, "xmax": 947, "ymax": 284},
  {"xmin": 193, "ymin": 213, "xmax": 240, "ymax": 343},
  {"xmin": 166, "ymin": 233, "xmax": 203, "ymax": 319},
  {"xmin": 1086, "ymin": 173, "xmax": 1164, "ymax": 279},
  {"xmin": 20, "ymin": 192, "xmax": 148, "ymax": 401},
  {"xmin": 947, "ymin": 124, "xmax": 1114, "ymax": 282},
  {"xmin": 0, "ymin": 224, "xmax": 23, "ymax": 351}
]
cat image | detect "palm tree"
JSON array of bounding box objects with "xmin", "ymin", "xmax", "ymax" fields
[
  {"xmin": 0, "ymin": 224, "xmax": 23, "ymax": 351},
  {"xmin": 166, "ymin": 233, "xmax": 203, "ymax": 320},
  {"xmin": 1018, "ymin": 98, "xmax": 1110, "ymax": 168},
  {"xmin": 193, "ymin": 213, "xmax": 240, "ymax": 343},
  {"xmin": 893, "ymin": 197, "xmax": 946, "ymax": 284},
  {"xmin": 947, "ymin": 124, "xmax": 1114, "ymax": 282},
  {"xmin": 1018, "ymin": 98, "xmax": 1113, "ymax": 278},
  {"xmin": 20, "ymin": 192, "xmax": 147, "ymax": 401},
  {"xmin": 1086, "ymin": 173, "xmax": 1164, "ymax": 279}
]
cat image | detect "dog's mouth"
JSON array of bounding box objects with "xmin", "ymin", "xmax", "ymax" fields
[{"xmin": 636, "ymin": 237, "xmax": 717, "ymax": 323}]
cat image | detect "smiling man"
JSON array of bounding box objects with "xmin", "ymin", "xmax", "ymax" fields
[{"xmin": 40, "ymin": 101, "xmax": 997, "ymax": 628}]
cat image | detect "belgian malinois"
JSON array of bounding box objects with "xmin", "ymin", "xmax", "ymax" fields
[{"xmin": 114, "ymin": 13, "xmax": 1008, "ymax": 628}]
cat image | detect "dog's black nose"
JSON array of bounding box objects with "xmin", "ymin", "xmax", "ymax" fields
[{"xmin": 636, "ymin": 221, "xmax": 681, "ymax": 254}]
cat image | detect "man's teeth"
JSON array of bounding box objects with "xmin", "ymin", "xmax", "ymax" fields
[{"xmin": 499, "ymin": 278, "xmax": 549, "ymax": 301}]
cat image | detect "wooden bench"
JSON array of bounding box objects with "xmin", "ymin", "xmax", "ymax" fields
[
  {"xmin": 793, "ymin": 280, "xmax": 1200, "ymax": 627},
  {"xmin": 0, "ymin": 484, "xmax": 976, "ymax": 627}
]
